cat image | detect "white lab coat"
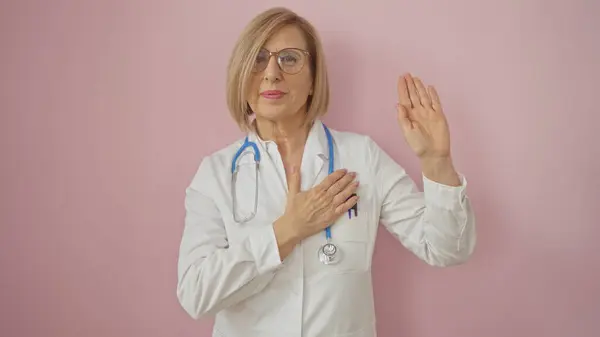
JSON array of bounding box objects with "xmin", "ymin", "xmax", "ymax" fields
[{"xmin": 177, "ymin": 119, "xmax": 476, "ymax": 337}]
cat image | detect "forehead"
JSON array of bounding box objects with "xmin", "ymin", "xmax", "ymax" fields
[{"xmin": 262, "ymin": 24, "xmax": 308, "ymax": 51}]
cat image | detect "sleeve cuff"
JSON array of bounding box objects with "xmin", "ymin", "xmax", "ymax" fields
[
  {"xmin": 422, "ymin": 173, "xmax": 468, "ymax": 211},
  {"xmin": 247, "ymin": 224, "xmax": 284, "ymax": 275}
]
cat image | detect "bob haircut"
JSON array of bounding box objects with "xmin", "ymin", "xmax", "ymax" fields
[{"xmin": 226, "ymin": 7, "xmax": 330, "ymax": 132}]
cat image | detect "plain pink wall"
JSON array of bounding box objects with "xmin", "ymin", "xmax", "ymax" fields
[{"xmin": 1, "ymin": 0, "xmax": 599, "ymax": 336}]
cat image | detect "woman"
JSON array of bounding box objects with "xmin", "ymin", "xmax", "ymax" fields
[{"xmin": 177, "ymin": 7, "xmax": 476, "ymax": 337}]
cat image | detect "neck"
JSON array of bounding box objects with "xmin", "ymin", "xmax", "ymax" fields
[{"xmin": 254, "ymin": 113, "xmax": 312, "ymax": 158}]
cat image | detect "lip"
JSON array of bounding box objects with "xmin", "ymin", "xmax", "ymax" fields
[{"xmin": 260, "ymin": 90, "xmax": 286, "ymax": 99}]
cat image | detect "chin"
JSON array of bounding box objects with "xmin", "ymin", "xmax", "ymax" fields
[{"xmin": 255, "ymin": 106, "xmax": 296, "ymax": 122}]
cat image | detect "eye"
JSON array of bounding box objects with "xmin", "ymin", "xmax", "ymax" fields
[
  {"xmin": 279, "ymin": 50, "xmax": 301, "ymax": 64},
  {"xmin": 256, "ymin": 50, "xmax": 269, "ymax": 63},
  {"xmin": 281, "ymin": 55, "xmax": 297, "ymax": 63}
]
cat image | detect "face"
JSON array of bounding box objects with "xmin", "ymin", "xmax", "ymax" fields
[{"xmin": 246, "ymin": 25, "xmax": 313, "ymax": 123}]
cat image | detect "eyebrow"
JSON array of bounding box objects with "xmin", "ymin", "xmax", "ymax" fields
[{"xmin": 261, "ymin": 46, "xmax": 307, "ymax": 51}]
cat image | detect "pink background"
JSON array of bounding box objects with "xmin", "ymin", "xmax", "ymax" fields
[{"xmin": 1, "ymin": 0, "xmax": 599, "ymax": 336}]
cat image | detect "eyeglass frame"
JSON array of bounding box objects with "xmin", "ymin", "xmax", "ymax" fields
[{"xmin": 252, "ymin": 47, "xmax": 311, "ymax": 75}]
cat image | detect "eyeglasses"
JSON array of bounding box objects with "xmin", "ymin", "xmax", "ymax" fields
[{"xmin": 252, "ymin": 48, "xmax": 310, "ymax": 75}]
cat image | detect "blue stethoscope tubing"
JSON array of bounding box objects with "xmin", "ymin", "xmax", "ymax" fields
[{"xmin": 230, "ymin": 123, "xmax": 335, "ymax": 241}]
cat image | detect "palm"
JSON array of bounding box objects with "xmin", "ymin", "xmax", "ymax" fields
[{"xmin": 396, "ymin": 73, "xmax": 451, "ymax": 159}]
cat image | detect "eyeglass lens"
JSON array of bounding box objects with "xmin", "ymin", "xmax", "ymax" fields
[{"xmin": 254, "ymin": 48, "xmax": 305, "ymax": 74}]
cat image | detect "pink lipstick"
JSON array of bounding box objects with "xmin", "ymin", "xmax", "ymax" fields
[{"xmin": 260, "ymin": 90, "xmax": 285, "ymax": 99}]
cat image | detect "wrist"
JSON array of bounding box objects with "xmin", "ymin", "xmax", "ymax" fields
[
  {"xmin": 273, "ymin": 215, "xmax": 302, "ymax": 261},
  {"xmin": 420, "ymin": 156, "xmax": 461, "ymax": 186}
]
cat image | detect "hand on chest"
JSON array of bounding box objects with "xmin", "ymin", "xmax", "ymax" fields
[{"xmin": 227, "ymin": 141, "xmax": 376, "ymax": 277}]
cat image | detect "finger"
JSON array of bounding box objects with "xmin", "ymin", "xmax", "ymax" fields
[
  {"xmin": 335, "ymin": 194, "xmax": 359, "ymax": 215},
  {"xmin": 428, "ymin": 85, "xmax": 443, "ymax": 112},
  {"xmin": 396, "ymin": 103, "xmax": 413, "ymax": 130},
  {"xmin": 316, "ymin": 169, "xmax": 348, "ymax": 191},
  {"xmin": 332, "ymin": 180, "xmax": 359, "ymax": 207},
  {"xmin": 414, "ymin": 77, "xmax": 431, "ymax": 107},
  {"xmin": 397, "ymin": 75, "xmax": 411, "ymax": 109},
  {"xmin": 405, "ymin": 73, "xmax": 421, "ymax": 107},
  {"xmin": 326, "ymin": 171, "xmax": 356, "ymax": 196},
  {"xmin": 287, "ymin": 165, "xmax": 301, "ymax": 195}
]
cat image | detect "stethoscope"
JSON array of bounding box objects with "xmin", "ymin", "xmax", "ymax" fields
[{"xmin": 230, "ymin": 123, "xmax": 342, "ymax": 265}]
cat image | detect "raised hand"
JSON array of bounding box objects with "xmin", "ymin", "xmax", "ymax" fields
[{"xmin": 396, "ymin": 73, "xmax": 451, "ymax": 160}]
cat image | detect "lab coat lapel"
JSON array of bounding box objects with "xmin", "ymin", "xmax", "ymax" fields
[
  {"xmin": 244, "ymin": 133, "xmax": 288, "ymax": 217},
  {"xmin": 300, "ymin": 120, "xmax": 329, "ymax": 191},
  {"xmin": 243, "ymin": 120, "xmax": 330, "ymax": 216}
]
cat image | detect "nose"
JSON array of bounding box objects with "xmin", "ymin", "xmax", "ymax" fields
[{"xmin": 263, "ymin": 55, "xmax": 282, "ymax": 82}]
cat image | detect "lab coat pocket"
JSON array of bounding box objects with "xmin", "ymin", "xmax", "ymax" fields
[
  {"xmin": 304, "ymin": 185, "xmax": 374, "ymax": 283},
  {"xmin": 327, "ymin": 204, "xmax": 370, "ymax": 274},
  {"xmin": 304, "ymin": 196, "xmax": 371, "ymax": 278}
]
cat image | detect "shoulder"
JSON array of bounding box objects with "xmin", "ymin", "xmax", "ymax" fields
[
  {"xmin": 327, "ymin": 126, "xmax": 402, "ymax": 181},
  {"xmin": 187, "ymin": 137, "xmax": 246, "ymax": 188},
  {"xmin": 327, "ymin": 127, "xmax": 381, "ymax": 158},
  {"xmin": 326, "ymin": 127, "xmax": 398, "ymax": 204}
]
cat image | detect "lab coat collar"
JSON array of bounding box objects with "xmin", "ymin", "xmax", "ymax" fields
[
  {"xmin": 304, "ymin": 118, "xmax": 330, "ymax": 158},
  {"xmin": 246, "ymin": 119, "xmax": 329, "ymax": 157},
  {"xmin": 301, "ymin": 119, "xmax": 330, "ymax": 190},
  {"xmin": 247, "ymin": 119, "xmax": 330, "ymax": 190}
]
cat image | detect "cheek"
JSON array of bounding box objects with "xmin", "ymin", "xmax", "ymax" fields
[
  {"xmin": 246, "ymin": 77, "xmax": 262, "ymax": 103},
  {"xmin": 289, "ymin": 75, "xmax": 313, "ymax": 97}
]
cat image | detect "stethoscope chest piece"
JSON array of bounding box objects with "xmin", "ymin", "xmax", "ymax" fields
[{"xmin": 318, "ymin": 241, "xmax": 342, "ymax": 265}]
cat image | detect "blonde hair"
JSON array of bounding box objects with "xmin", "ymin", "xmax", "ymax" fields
[{"xmin": 225, "ymin": 7, "xmax": 330, "ymax": 132}]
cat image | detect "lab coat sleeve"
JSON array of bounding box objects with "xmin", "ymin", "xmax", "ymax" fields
[
  {"xmin": 368, "ymin": 137, "xmax": 476, "ymax": 267},
  {"xmin": 176, "ymin": 159, "xmax": 282, "ymax": 319}
]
